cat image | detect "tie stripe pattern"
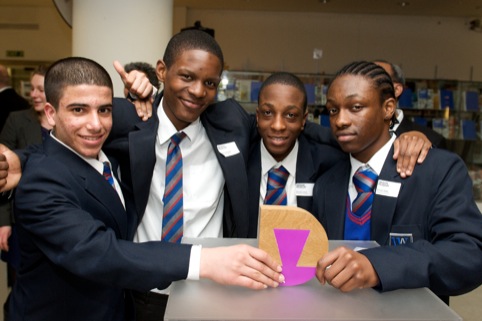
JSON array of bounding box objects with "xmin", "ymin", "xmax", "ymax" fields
[
  {"xmin": 162, "ymin": 132, "xmax": 186, "ymax": 243},
  {"xmin": 103, "ymin": 161, "xmax": 116, "ymax": 190},
  {"xmin": 264, "ymin": 166, "xmax": 289, "ymax": 205},
  {"xmin": 344, "ymin": 165, "xmax": 378, "ymax": 240}
]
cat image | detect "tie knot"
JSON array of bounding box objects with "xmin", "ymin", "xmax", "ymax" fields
[
  {"xmin": 170, "ymin": 132, "xmax": 186, "ymax": 146},
  {"xmin": 268, "ymin": 166, "xmax": 289, "ymax": 188},
  {"xmin": 353, "ymin": 165, "xmax": 378, "ymax": 192}
]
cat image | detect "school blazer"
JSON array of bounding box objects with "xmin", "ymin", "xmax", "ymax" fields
[
  {"xmin": 10, "ymin": 135, "xmax": 191, "ymax": 321},
  {"xmin": 247, "ymin": 134, "xmax": 346, "ymax": 237},
  {"xmin": 313, "ymin": 146, "xmax": 482, "ymax": 297},
  {"xmin": 106, "ymin": 96, "xmax": 255, "ymax": 238}
]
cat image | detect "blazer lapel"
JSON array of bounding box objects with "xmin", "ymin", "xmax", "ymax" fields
[
  {"xmin": 295, "ymin": 136, "xmax": 316, "ymax": 211},
  {"xmin": 129, "ymin": 94, "xmax": 161, "ymax": 217},
  {"xmin": 371, "ymin": 146, "xmax": 401, "ymax": 245},
  {"xmin": 322, "ymin": 162, "xmax": 351, "ymax": 239},
  {"xmin": 44, "ymin": 137, "xmax": 128, "ymax": 239},
  {"xmin": 201, "ymin": 112, "xmax": 250, "ymax": 237},
  {"xmin": 247, "ymin": 140, "xmax": 262, "ymax": 235}
]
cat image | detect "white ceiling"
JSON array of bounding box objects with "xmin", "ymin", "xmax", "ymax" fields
[{"xmin": 1, "ymin": 0, "xmax": 482, "ymax": 18}]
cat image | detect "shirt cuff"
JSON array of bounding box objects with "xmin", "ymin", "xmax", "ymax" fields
[{"xmin": 187, "ymin": 244, "xmax": 202, "ymax": 280}]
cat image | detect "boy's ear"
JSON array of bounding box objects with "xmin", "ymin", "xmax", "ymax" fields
[
  {"xmin": 156, "ymin": 60, "xmax": 167, "ymax": 83},
  {"xmin": 44, "ymin": 103, "xmax": 57, "ymax": 128},
  {"xmin": 383, "ymin": 97, "xmax": 397, "ymax": 121}
]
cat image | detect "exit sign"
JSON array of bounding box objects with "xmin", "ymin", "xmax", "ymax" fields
[{"xmin": 6, "ymin": 50, "xmax": 24, "ymax": 57}]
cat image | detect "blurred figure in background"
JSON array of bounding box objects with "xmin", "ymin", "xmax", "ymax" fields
[
  {"xmin": 0, "ymin": 65, "xmax": 51, "ymax": 321},
  {"xmin": 0, "ymin": 64, "xmax": 30, "ymax": 132}
]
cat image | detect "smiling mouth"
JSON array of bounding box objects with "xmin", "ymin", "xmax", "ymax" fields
[
  {"xmin": 80, "ymin": 134, "xmax": 104, "ymax": 141},
  {"xmin": 181, "ymin": 98, "xmax": 204, "ymax": 109}
]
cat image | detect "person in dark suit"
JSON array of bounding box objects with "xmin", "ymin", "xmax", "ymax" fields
[
  {"xmin": 9, "ymin": 57, "xmax": 284, "ymax": 321},
  {"xmin": 247, "ymin": 72, "xmax": 346, "ymax": 237},
  {"xmin": 313, "ymin": 61, "xmax": 482, "ymax": 305},
  {"xmin": 105, "ymin": 30, "xmax": 265, "ymax": 320},
  {"xmin": 0, "ymin": 64, "xmax": 30, "ymax": 132},
  {"xmin": 0, "ymin": 65, "xmax": 51, "ymax": 321},
  {"xmin": 374, "ymin": 60, "xmax": 447, "ymax": 148}
]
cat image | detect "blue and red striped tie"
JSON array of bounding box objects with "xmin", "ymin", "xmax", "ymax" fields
[
  {"xmin": 103, "ymin": 161, "xmax": 116, "ymax": 190},
  {"xmin": 345, "ymin": 165, "xmax": 378, "ymax": 240},
  {"xmin": 264, "ymin": 166, "xmax": 289, "ymax": 205},
  {"xmin": 162, "ymin": 132, "xmax": 186, "ymax": 243}
]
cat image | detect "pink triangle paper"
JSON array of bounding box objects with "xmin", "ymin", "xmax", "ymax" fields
[{"xmin": 274, "ymin": 228, "xmax": 316, "ymax": 286}]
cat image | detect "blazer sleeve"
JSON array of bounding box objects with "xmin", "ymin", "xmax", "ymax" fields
[
  {"xmin": 361, "ymin": 152, "xmax": 482, "ymax": 296},
  {"xmin": 16, "ymin": 154, "xmax": 191, "ymax": 292}
]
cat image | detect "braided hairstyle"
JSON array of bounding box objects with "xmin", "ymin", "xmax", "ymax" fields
[
  {"xmin": 331, "ymin": 61, "xmax": 396, "ymax": 126},
  {"xmin": 332, "ymin": 61, "xmax": 395, "ymax": 103}
]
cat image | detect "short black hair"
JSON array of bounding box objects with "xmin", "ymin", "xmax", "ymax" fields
[
  {"xmin": 258, "ymin": 72, "xmax": 307, "ymax": 111},
  {"xmin": 163, "ymin": 29, "xmax": 224, "ymax": 74},
  {"xmin": 45, "ymin": 57, "xmax": 112, "ymax": 109},
  {"xmin": 124, "ymin": 61, "xmax": 159, "ymax": 88}
]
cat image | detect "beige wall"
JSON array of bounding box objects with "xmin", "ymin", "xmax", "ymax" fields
[
  {"xmin": 2, "ymin": 5, "xmax": 482, "ymax": 81},
  {"xmin": 180, "ymin": 9, "xmax": 482, "ymax": 81},
  {"xmin": 0, "ymin": 6, "xmax": 71, "ymax": 63}
]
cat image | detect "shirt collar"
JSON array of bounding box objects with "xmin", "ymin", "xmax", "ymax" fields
[
  {"xmin": 349, "ymin": 134, "xmax": 396, "ymax": 177},
  {"xmin": 49, "ymin": 131, "xmax": 109, "ymax": 174},
  {"xmin": 261, "ymin": 139, "xmax": 298, "ymax": 177},
  {"xmin": 157, "ymin": 96, "xmax": 201, "ymax": 144}
]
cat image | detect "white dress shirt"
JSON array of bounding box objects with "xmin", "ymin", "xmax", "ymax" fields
[
  {"xmin": 134, "ymin": 98, "xmax": 225, "ymax": 292},
  {"xmin": 259, "ymin": 139, "xmax": 299, "ymax": 206}
]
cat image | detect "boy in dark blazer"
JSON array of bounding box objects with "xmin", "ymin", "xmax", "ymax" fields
[
  {"xmin": 313, "ymin": 61, "xmax": 482, "ymax": 304},
  {"xmin": 9, "ymin": 57, "xmax": 283, "ymax": 321},
  {"xmin": 247, "ymin": 72, "xmax": 346, "ymax": 237}
]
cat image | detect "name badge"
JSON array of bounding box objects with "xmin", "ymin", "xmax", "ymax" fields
[
  {"xmin": 217, "ymin": 142, "xmax": 240, "ymax": 157},
  {"xmin": 375, "ymin": 179, "xmax": 401, "ymax": 198},
  {"xmin": 295, "ymin": 183, "xmax": 314, "ymax": 196}
]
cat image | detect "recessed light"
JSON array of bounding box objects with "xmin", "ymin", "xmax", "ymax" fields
[{"xmin": 398, "ymin": 1, "xmax": 410, "ymax": 7}]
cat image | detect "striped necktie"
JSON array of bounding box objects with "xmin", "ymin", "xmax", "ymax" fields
[
  {"xmin": 102, "ymin": 161, "xmax": 116, "ymax": 190},
  {"xmin": 264, "ymin": 166, "xmax": 289, "ymax": 205},
  {"xmin": 345, "ymin": 165, "xmax": 378, "ymax": 240},
  {"xmin": 162, "ymin": 132, "xmax": 187, "ymax": 243}
]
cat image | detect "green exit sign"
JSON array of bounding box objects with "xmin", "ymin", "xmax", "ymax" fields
[{"xmin": 6, "ymin": 50, "xmax": 24, "ymax": 57}]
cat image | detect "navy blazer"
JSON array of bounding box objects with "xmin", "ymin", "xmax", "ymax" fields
[
  {"xmin": 105, "ymin": 96, "xmax": 255, "ymax": 238},
  {"xmin": 313, "ymin": 146, "xmax": 482, "ymax": 298},
  {"xmin": 10, "ymin": 135, "xmax": 191, "ymax": 321},
  {"xmin": 247, "ymin": 134, "xmax": 346, "ymax": 237}
]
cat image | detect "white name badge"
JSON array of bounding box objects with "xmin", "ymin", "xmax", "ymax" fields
[
  {"xmin": 375, "ymin": 179, "xmax": 401, "ymax": 198},
  {"xmin": 217, "ymin": 142, "xmax": 240, "ymax": 157},
  {"xmin": 295, "ymin": 183, "xmax": 314, "ymax": 196}
]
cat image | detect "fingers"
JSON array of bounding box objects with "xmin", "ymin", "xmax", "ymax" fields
[
  {"xmin": 393, "ymin": 133, "xmax": 429, "ymax": 177},
  {"xmin": 114, "ymin": 60, "xmax": 153, "ymax": 100},
  {"xmin": 0, "ymin": 151, "xmax": 8, "ymax": 191},
  {"xmin": 200, "ymin": 245, "xmax": 284, "ymax": 290},
  {"xmin": 0, "ymin": 226, "xmax": 11, "ymax": 251},
  {"xmin": 317, "ymin": 247, "xmax": 379, "ymax": 292},
  {"xmin": 132, "ymin": 100, "xmax": 152, "ymax": 121},
  {"xmin": 113, "ymin": 60, "xmax": 127, "ymax": 82},
  {"xmin": 417, "ymin": 140, "xmax": 432, "ymax": 164}
]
